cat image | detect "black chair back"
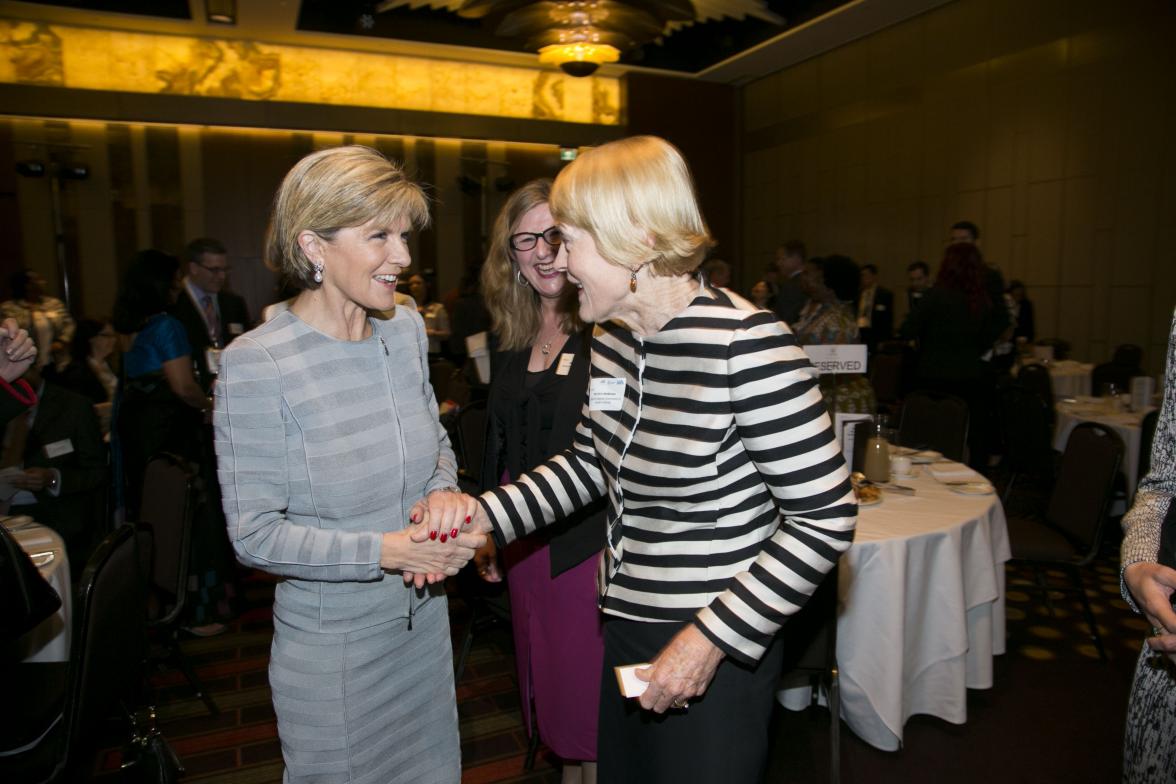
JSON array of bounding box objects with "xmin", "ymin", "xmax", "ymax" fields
[
  {"xmin": 1090, "ymin": 363, "xmax": 1133, "ymax": 396},
  {"xmin": 998, "ymin": 386, "xmax": 1053, "ymax": 475},
  {"xmin": 138, "ymin": 453, "xmax": 196, "ymax": 626},
  {"xmin": 868, "ymin": 352, "xmax": 904, "ymax": 407},
  {"xmin": 63, "ymin": 525, "xmax": 150, "ymax": 770},
  {"xmin": 898, "ymin": 391, "xmax": 969, "ymax": 460},
  {"xmin": 1139, "ymin": 408, "xmax": 1160, "ymax": 481},
  {"xmin": 1047, "ymin": 423, "xmax": 1123, "ymax": 563},
  {"xmin": 1112, "ymin": 343, "xmax": 1143, "ymax": 370},
  {"xmin": 1017, "ymin": 363, "xmax": 1054, "ymax": 409},
  {"xmin": 429, "ymin": 359, "xmax": 470, "ymax": 408},
  {"xmin": 455, "ymin": 399, "xmax": 488, "ymax": 488}
]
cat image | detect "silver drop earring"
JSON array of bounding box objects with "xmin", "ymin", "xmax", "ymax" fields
[
  {"xmin": 516, "ymin": 268, "xmax": 530, "ymax": 287},
  {"xmin": 313, "ymin": 262, "xmax": 324, "ymax": 284}
]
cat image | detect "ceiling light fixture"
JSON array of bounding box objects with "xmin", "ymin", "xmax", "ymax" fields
[
  {"xmin": 538, "ymin": 42, "xmax": 620, "ymax": 77},
  {"xmin": 206, "ymin": 0, "xmax": 237, "ymax": 26}
]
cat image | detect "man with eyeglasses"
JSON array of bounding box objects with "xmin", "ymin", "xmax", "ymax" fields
[{"xmin": 171, "ymin": 237, "xmax": 251, "ymax": 391}]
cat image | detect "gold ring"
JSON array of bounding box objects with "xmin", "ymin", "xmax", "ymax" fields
[{"xmin": 672, "ymin": 699, "xmax": 688, "ymax": 709}]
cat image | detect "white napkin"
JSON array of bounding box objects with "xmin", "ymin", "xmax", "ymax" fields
[{"xmin": 928, "ymin": 462, "xmax": 986, "ymax": 483}]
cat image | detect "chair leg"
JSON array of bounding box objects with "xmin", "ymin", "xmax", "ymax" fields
[
  {"xmin": 168, "ymin": 636, "xmax": 220, "ymax": 717},
  {"xmin": 453, "ymin": 603, "xmax": 479, "ymax": 683},
  {"xmin": 1031, "ymin": 566, "xmax": 1056, "ymax": 616},
  {"xmin": 1002, "ymin": 472, "xmax": 1018, "ymax": 507},
  {"xmin": 1069, "ymin": 568, "xmax": 1107, "ymax": 663}
]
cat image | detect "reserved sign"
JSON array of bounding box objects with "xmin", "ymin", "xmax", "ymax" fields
[{"xmin": 803, "ymin": 344, "xmax": 868, "ymax": 375}]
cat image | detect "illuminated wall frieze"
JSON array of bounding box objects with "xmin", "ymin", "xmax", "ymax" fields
[{"xmin": 0, "ymin": 18, "xmax": 621, "ymax": 126}]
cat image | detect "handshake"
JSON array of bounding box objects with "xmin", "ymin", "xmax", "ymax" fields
[{"xmin": 379, "ymin": 488, "xmax": 493, "ymax": 589}]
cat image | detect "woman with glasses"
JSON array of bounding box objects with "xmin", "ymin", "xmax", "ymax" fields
[{"xmin": 474, "ymin": 179, "xmax": 606, "ymax": 783}]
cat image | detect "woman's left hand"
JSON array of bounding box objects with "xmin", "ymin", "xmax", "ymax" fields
[{"xmin": 635, "ymin": 624, "xmax": 725, "ymax": 714}]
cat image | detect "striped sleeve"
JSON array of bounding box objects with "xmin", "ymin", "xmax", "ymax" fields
[
  {"xmin": 693, "ymin": 318, "xmax": 857, "ymax": 664},
  {"xmin": 215, "ymin": 338, "xmax": 384, "ymax": 582},
  {"xmin": 477, "ymin": 394, "xmax": 607, "ymax": 545}
]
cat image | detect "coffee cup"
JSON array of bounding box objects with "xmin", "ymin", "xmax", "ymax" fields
[{"xmin": 890, "ymin": 455, "xmax": 913, "ymax": 478}]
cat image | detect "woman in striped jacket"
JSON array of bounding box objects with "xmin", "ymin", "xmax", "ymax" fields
[{"xmin": 421, "ymin": 135, "xmax": 856, "ymax": 782}]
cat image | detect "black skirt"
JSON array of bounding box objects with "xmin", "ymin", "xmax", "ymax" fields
[{"xmin": 597, "ymin": 617, "xmax": 785, "ymax": 784}]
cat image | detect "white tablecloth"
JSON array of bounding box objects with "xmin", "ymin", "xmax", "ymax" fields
[
  {"xmin": 3, "ymin": 516, "xmax": 72, "ymax": 663},
  {"xmin": 1018, "ymin": 359, "xmax": 1093, "ymax": 399},
  {"xmin": 1053, "ymin": 399, "xmax": 1155, "ymax": 498},
  {"xmin": 780, "ymin": 468, "xmax": 1009, "ymax": 751}
]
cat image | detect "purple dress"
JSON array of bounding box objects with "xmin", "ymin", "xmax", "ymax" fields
[{"xmin": 484, "ymin": 333, "xmax": 605, "ymax": 761}]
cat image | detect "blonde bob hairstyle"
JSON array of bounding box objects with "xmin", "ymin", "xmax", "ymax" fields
[
  {"xmin": 549, "ymin": 135, "xmax": 713, "ymax": 279},
  {"xmin": 481, "ymin": 179, "xmax": 583, "ymax": 351},
  {"xmin": 265, "ymin": 145, "xmax": 430, "ymax": 289}
]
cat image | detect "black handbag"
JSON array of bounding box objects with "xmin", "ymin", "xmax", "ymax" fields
[
  {"xmin": 121, "ymin": 707, "xmax": 185, "ymax": 784},
  {"xmin": 0, "ymin": 522, "xmax": 63, "ymax": 641}
]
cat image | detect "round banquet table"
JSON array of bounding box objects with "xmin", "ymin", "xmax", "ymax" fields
[
  {"xmin": 3, "ymin": 515, "xmax": 72, "ymax": 663},
  {"xmin": 779, "ymin": 465, "xmax": 1010, "ymax": 751},
  {"xmin": 1053, "ymin": 398, "xmax": 1156, "ymax": 499}
]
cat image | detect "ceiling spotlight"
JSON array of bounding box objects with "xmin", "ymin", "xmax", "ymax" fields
[{"xmin": 206, "ymin": 0, "xmax": 237, "ymax": 25}]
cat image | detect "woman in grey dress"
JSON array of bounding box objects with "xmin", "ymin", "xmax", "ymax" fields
[{"xmin": 214, "ymin": 145, "xmax": 484, "ymax": 784}]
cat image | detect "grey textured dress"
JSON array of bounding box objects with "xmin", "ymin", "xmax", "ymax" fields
[{"xmin": 214, "ymin": 307, "xmax": 460, "ymax": 784}]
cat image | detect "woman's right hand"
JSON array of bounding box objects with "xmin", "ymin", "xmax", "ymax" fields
[
  {"xmin": 473, "ymin": 537, "xmax": 502, "ymax": 583},
  {"xmin": 1124, "ymin": 561, "xmax": 1176, "ymax": 662},
  {"xmin": 380, "ymin": 528, "xmax": 484, "ymax": 583}
]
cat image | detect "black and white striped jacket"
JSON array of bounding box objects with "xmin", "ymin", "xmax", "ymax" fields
[{"xmin": 479, "ymin": 286, "xmax": 856, "ymax": 663}]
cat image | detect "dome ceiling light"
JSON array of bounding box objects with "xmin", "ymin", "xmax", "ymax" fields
[{"xmin": 375, "ymin": 0, "xmax": 785, "ymax": 76}]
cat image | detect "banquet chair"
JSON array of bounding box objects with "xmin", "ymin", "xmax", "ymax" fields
[
  {"xmin": 1112, "ymin": 343, "xmax": 1144, "ymax": 371},
  {"xmin": 0, "ymin": 524, "xmax": 150, "ymax": 783},
  {"xmin": 897, "ymin": 391, "xmax": 969, "ymax": 461},
  {"xmin": 454, "ymin": 398, "xmax": 489, "ymax": 491},
  {"xmin": 868, "ymin": 350, "xmax": 905, "ymax": 408},
  {"xmin": 1016, "ymin": 363, "xmax": 1054, "ymax": 414},
  {"xmin": 997, "ymin": 386, "xmax": 1055, "ymax": 509},
  {"xmin": 1090, "ymin": 362, "xmax": 1134, "ymax": 396},
  {"xmin": 777, "ymin": 565, "xmax": 841, "ymax": 784},
  {"xmin": 139, "ymin": 452, "xmax": 220, "ymax": 717},
  {"xmin": 1006, "ymin": 423, "xmax": 1124, "ymax": 662}
]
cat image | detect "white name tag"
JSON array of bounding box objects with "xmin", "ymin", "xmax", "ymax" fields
[
  {"xmin": 589, "ymin": 377, "xmax": 626, "ymax": 411},
  {"xmin": 555, "ymin": 353, "xmax": 575, "ymax": 376},
  {"xmin": 44, "ymin": 438, "xmax": 74, "ymax": 459},
  {"xmin": 228, "ymin": 322, "xmax": 245, "ymax": 335},
  {"xmin": 205, "ymin": 347, "xmax": 223, "ymax": 375}
]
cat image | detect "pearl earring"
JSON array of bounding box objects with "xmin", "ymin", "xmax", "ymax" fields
[{"xmin": 313, "ymin": 262, "xmax": 324, "ymax": 284}]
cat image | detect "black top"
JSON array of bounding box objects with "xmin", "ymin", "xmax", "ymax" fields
[{"xmin": 480, "ymin": 327, "xmax": 606, "ymax": 577}]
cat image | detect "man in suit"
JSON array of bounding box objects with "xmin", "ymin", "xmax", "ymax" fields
[
  {"xmin": 856, "ymin": 263, "xmax": 894, "ymax": 353},
  {"xmin": 771, "ymin": 239, "xmax": 808, "ymax": 328},
  {"xmin": 170, "ymin": 238, "xmax": 251, "ymax": 392},
  {"xmin": 5, "ymin": 367, "xmax": 107, "ymax": 572},
  {"xmin": 906, "ymin": 260, "xmax": 930, "ymax": 313}
]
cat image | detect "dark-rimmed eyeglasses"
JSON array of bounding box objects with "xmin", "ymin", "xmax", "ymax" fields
[{"xmin": 509, "ymin": 227, "xmax": 562, "ymax": 252}]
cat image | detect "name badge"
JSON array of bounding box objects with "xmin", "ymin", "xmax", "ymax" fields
[
  {"xmin": 228, "ymin": 322, "xmax": 245, "ymax": 335},
  {"xmin": 589, "ymin": 377, "xmax": 625, "ymax": 411},
  {"xmin": 44, "ymin": 438, "xmax": 74, "ymax": 459},
  {"xmin": 555, "ymin": 353, "xmax": 575, "ymax": 376},
  {"xmin": 205, "ymin": 347, "xmax": 223, "ymax": 375}
]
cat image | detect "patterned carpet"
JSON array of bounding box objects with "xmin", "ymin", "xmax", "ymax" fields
[{"xmin": 87, "ymin": 551, "xmax": 1143, "ymax": 783}]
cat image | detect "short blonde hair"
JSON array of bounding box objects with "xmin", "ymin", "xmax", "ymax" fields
[
  {"xmin": 265, "ymin": 145, "xmax": 430, "ymax": 288},
  {"xmin": 550, "ymin": 136, "xmax": 713, "ymax": 278},
  {"xmin": 482, "ymin": 179, "xmax": 582, "ymax": 351}
]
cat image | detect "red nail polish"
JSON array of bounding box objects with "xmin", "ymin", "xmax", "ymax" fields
[
  {"xmin": 440, "ymin": 533, "xmax": 448, "ymax": 543},
  {"xmin": 464, "ymin": 515, "xmax": 471, "ymax": 525},
  {"xmin": 450, "ymin": 528, "xmax": 459, "ymax": 539},
  {"xmin": 429, "ymin": 531, "xmax": 437, "ymax": 541},
  {"xmin": 410, "ymin": 513, "xmax": 419, "ymax": 523}
]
